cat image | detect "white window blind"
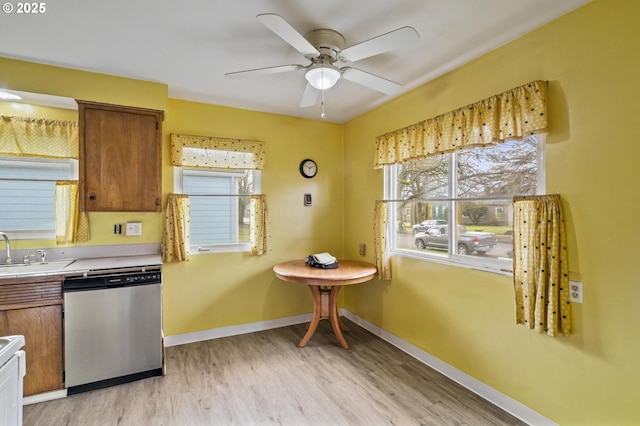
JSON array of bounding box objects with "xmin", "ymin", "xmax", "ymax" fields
[
  {"xmin": 0, "ymin": 156, "xmax": 75, "ymax": 238},
  {"xmin": 177, "ymin": 168, "xmax": 259, "ymax": 251}
]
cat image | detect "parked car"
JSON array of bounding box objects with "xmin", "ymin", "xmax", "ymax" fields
[
  {"xmin": 412, "ymin": 219, "xmax": 447, "ymax": 235},
  {"xmin": 414, "ymin": 225, "xmax": 496, "ymax": 255}
]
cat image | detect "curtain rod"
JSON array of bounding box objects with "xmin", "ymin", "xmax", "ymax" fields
[
  {"xmin": 0, "ymin": 177, "xmax": 62, "ymax": 183},
  {"xmin": 383, "ymin": 193, "xmax": 559, "ymax": 203},
  {"xmin": 187, "ymin": 194, "xmax": 254, "ymax": 197}
]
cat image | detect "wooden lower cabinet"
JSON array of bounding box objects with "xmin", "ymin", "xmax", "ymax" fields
[{"xmin": 0, "ymin": 277, "xmax": 64, "ymax": 396}]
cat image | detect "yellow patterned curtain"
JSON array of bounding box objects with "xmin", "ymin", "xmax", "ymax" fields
[
  {"xmin": 374, "ymin": 200, "xmax": 391, "ymax": 280},
  {"xmin": 163, "ymin": 194, "xmax": 191, "ymax": 262},
  {"xmin": 171, "ymin": 133, "xmax": 265, "ymax": 169},
  {"xmin": 250, "ymin": 194, "xmax": 271, "ymax": 256},
  {"xmin": 54, "ymin": 181, "xmax": 90, "ymax": 244},
  {"xmin": 1, "ymin": 115, "xmax": 78, "ymax": 159},
  {"xmin": 374, "ymin": 80, "xmax": 547, "ymax": 167},
  {"xmin": 513, "ymin": 194, "xmax": 571, "ymax": 337}
]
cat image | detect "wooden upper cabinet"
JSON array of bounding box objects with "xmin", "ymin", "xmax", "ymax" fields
[{"xmin": 77, "ymin": 100, "xmax": 164, "ymax": 212}]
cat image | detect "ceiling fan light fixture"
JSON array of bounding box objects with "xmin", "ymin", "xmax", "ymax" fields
[{"xmin": 305, "ymin": 64, "xmax": 341, "ymax": 90}]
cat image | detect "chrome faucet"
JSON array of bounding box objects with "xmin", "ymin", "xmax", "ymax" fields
[
  {"xmin": 37, "ymin": 249, "xmax": 47, "ymax": 264},
  {"xmin": 0, "ymin": 232, "xmax": 11, "ymax": 265}
]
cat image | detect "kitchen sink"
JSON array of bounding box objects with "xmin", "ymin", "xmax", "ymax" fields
[{"xmin": 0, "ymin": 260, "xmax": 75, "ymax": 277}]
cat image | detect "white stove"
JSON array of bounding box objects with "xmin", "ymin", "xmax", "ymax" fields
[{"xmin": 0, "ymin": 335, "xmax": 25, "ymax": 426}]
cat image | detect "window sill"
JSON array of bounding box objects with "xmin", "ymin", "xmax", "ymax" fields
[
  {"xmin": 391, "ymin": 248, "xmax": 513, "ymax": 277},
  {"xmin": 190, "ymin": 243, "xmax": 251, "ymax": 255}
]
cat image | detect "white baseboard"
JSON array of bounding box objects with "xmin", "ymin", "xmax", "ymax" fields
[
  {"xmin": 23, "ymin": 389, "xmax": 67, "ymax": 405},
  {"xmin": 339, "ymin": 308, "xmax": 557, "ymax": 426},
  {"xmin": 163, "ymin": 313, "xmax": 312, "ymax": 347}
]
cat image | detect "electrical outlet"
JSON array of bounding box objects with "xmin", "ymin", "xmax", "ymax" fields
[
  {"xmin": 126, "ymin": 222, "xmax": 142, "ymax": 236},
  {"xmin": 569, "ymin": 281, "xmax": 583, "ymax": 303}
]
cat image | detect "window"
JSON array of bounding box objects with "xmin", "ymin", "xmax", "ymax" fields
[
  {"xmin": 386, "ymin": 134, "xmax": 545, "ymax": 273},
  {"xmin": 0, "ymin": 156, "xmax": 77, "ymax": 239},
  {"xmin": 174, "ymin": 167, "xmax": 261, "ymax": 253}
]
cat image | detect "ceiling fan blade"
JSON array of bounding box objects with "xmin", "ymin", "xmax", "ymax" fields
[
  {"xmin": 339, "ymin": 26, "xmax": 419, "ymax": 63},
  {"xmin": 299, "ymin": 83, "xmax": 320, "ymax": 107},
  {"xmin": 341, "ymin": 67, "xmax": 402, "ymax": 95},
  {"xmin": 225, "ymin": 64, "xmax": 302, "ymax": 79},
  {"xmin": 257, "ymin": 14, "xmax": 320, "ymax": 57}
]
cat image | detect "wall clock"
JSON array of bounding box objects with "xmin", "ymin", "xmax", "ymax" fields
[{"xmin": 299, "ymin": 159, "xmax": 318, "ymax": 178}]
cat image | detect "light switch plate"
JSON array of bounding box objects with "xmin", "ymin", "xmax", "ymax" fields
[{"xmin": 126, "ymin": 222, "xmax": 142, "ymax": 236}]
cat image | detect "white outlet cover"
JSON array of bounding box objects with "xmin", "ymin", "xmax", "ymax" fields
[
  {"xmin": 126, "ymin": 222, "xmax": 142, "ymax": 236},
  {"xmin": 569, "ymin": 280, "xmax": 583, "ymax": 303}
]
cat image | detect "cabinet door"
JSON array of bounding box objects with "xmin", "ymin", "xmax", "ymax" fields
[
  {"xmin": 0, "ymin": 305, "xmax": 63, "ymax": 396},
  {"xmin": 79, "ymin": 101, "xmax": 163, "ymax": 212}
]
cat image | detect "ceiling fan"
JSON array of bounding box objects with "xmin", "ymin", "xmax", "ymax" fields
[{"xmin": 225, "ymin": 14, "xmax": 420, "ymax": 108}]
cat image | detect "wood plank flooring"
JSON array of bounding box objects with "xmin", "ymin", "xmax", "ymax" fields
[{"xmin": 23, "ymin": 320, "xmax": 527, "ymax": 425}]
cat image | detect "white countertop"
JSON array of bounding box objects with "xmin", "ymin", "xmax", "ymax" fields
[
  {"xmin": 68, "ymin": 255, "xmax": 162, "ymax": 272},
  {"xmin": 0, "ymin": 254, "xmax": 162, "ymax": 279}
]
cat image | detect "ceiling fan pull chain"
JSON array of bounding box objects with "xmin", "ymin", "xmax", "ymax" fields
[{"xmin": 321, "ymin": 85, "xmax": 326, "ymax": 119}]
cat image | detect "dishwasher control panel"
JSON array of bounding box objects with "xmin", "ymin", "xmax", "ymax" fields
[
  {"xmin": 107, "ymin": 273, "xmax": 161, "ymax": 285},
  {"xmin": 64, "ymin": 270, "xmax": 162, "ymax": 291}
]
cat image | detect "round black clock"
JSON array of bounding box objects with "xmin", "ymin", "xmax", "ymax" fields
[{"xmin": 299, "ymin": 159, "xmax": 318, "ymax": 178}]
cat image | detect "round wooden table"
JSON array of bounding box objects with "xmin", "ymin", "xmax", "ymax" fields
[{"xmin": 273, "ymin": 259, "xmax": 377, "ymax": 349}]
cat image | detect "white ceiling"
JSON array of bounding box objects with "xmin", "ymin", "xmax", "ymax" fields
[{"xmin": 0, "ymin": 0, "xmax": 589, "ymax": 122}]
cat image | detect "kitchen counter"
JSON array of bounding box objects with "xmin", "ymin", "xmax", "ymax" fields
[
  {"xmin": 0, "ymin": 254, "xmax": 162, "ymax": 280},
  {"xmin": 66, "ymin": 255, "xmax": 162, "ymax": 273}
]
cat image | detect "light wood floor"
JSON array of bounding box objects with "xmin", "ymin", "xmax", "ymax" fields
[{"xmin": 24, "ymin": 320, "xmax": 527, "ymax": 425}]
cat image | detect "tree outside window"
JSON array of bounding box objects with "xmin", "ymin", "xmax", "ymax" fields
[{"xmin": 387, "ymin": 135, "xmax": 543, "ymax": 271}]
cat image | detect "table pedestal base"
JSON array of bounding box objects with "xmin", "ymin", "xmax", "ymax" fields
[
  {"xmin": 299, "ymin": 285, "xmax": 350, "ymax": 349},
  {"xmin": 273, "ymin": 259, "xmax": 376, "ymax": 349}
]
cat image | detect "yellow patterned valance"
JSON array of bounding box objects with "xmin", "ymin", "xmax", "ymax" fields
[
  {"xmin": 0, "ymin": 115, "xmax": 78, "ymax": 159},
  {"xmin": 374, "ymin": 80, "xmax": 547, "ymax": 167},
  {"xmin": 171, "ymin": 133, "xmax": 265, "ymax": 170}
]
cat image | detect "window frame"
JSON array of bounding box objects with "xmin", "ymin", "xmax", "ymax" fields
[
  {"xmin": 385, "ymin": 134, "xmax": 546, "ymax": 275},
  {"xmin": 173, "ymin": 166, "xmax": 261, "ymax": 254},
  {"xmin": 0, "ymin": 155, "xmax": 78, "ymax": 240}
]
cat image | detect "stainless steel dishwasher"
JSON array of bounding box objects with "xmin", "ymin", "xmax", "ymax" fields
[{"xmin": 63, "ymin": 269, "xmax": 163, "ymax": 395}]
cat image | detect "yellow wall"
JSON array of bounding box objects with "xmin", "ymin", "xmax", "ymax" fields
[
  {"xmin": 0, "ymin": 58, "xmax": 167, "ymax": 111},
  {"xmin": 343, "ymin": 1, "xmax": 640, "ymax": 424},
  {"xmin": 1, "ymin": 57, "xmax": 345, "ymax": 333},
  {"xmin": 2, "ymin": 0, "xmax": 639, "ymax": 423},
  {"xmin": 162, "ymin": 99, "xmax": 344, "ymax": 335},
  {"xmin": 0, "ymin": 103, "xmax": 77, "ymax": 121},
  {"xmin": 0, "ymin": 57, "xmax": 169, "ymax": 249}
]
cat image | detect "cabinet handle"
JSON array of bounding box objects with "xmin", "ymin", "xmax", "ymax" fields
[
  {"xmin": 89, "ymin": 193, "xmax": 96, "ymax": 201},
  {"xmin": 156, "ymin": 198, "xmax": 160, "ymax": 206}
]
